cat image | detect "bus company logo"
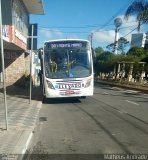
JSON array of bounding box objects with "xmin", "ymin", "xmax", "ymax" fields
[{"xmin": 58, "ymin": 83, "xmax": 85, "ymax": 89}]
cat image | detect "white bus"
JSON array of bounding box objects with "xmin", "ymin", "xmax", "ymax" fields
[{"xmin": 42, "ymin": 39, "xmax": 94, "ymax": 98}]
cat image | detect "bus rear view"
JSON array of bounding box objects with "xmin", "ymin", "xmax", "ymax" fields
[{"xmin": 43, "ymin": 39, "xmax": 94, "ymax": 98}]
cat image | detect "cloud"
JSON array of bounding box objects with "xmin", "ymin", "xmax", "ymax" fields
[
  {"xmin": 93, "ymin": 29, "xmax": 115, "ymax": 44},
  {"xmin": 118, "ymin": 15, "xmax": 138, "ymax": 41},
  {"xmin": 38, "ymin": 28, "xmax": 82, "ymax": 47},
  {"xmin": 39, "ymin": 28, "xmax": 64, "ymax": 40},
  {"xmin": 66, "ymin": 34, "xmax": 80, "ymax": 39}
]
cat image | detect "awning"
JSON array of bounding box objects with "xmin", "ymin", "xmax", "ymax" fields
[{"xmin": 22, "ymin": 0, "xmax": 44, "ymax": 14}]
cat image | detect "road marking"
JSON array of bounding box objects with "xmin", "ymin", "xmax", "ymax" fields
[
  {"xmin": 126, "ymin": 90, "xmax": 140, "ymax": 94},
  {"xmin": 118, "ymin": 110, "xmax": 124, "ymax": 114},
  {"xmin": 103, "ymin": 92, "xmax": 109, "ymax": 95},
  {"xmin": 118, "ymin": 110, "xmax": 128, "ymax": 114},
  {"xmin": 125, "ymin": 100, "xmax": 139, "ymax": 106},
  {"xmin": 120, "ymin": 90, "xmax": 139, "ymax": 94},
  {"xmin": 143, "ymin": 94, "xmax": 148, "ymax": 97},
  {"xmin": 111, "ymin": 87, "xmax": 123, "ymax": 91}
]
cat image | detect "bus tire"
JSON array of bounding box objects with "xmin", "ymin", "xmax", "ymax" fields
[
  {"xmin": 43, "ymin": 95, "xmax": 46, "ymax": 103},
  {"xmin": 81, "ymin": 96, "xmax": 86, "ymax": 99}
]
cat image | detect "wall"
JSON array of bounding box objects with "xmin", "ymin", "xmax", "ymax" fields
[
  {"xmin": 0, "ymin": 0, "xmax": 30, "ymax": 85},
  {"xmin": 4, "ymin": 50, "xmax": 30, "ymax": 85}
]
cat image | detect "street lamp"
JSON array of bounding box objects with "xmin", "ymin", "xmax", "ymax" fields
[{"xmin": 114, "ymin": 17, "xmax": 122, "ymax": 54}]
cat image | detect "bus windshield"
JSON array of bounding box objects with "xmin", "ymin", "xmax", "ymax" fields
[{"xmin": 44, "ymin": 40, "xmax": 92, "ymax": 79}]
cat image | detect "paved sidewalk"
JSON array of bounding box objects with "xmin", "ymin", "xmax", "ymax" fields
[{"xmin": 0, "ymin": 84, "xmax": 43, "ymax": 157}]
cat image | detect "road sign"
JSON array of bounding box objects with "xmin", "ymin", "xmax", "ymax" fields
[{"xmin": 28, "ymin": 24, "xmax": 38, "ymax": 36}]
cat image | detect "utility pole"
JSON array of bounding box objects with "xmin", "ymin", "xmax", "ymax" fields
[
  {"xmin": 88, "ymin": 33, "xmax": 93, "ymax": 48},
  {"xmin": 114, "ymin": 18, "xmax": 122, "ymax": 54},
  {"xmin": 90, "ymin": 32, "xmax": 93, "ymax": 48},
  {"xmin": 144, "ymin": 31, "xmax": 148, "ymax": 50},
  {"xmin": 0, "ymin": 0, "xmax": 8, "ymax": 130},
  {"xmin": 114, "ymin": 28, "xmax": 119, "ymax": 54},
  {"xmin": 28, "ymin": 24, "xmax": 37, "ymax": 104},
  {"xmin": 29, "ymin": 24, "xmax": 34, "ymax": 104}
]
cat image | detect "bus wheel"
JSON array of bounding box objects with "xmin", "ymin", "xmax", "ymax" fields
[
  {"xmin": 81, "ymin": 96, "xmax": 86, "ymax": 99},
  {"xmin": 42, "ymin": 95, "xmax": 46, "ymax": 103}
]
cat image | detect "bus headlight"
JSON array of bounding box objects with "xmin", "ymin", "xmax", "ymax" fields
[
  {"xmin": 46, "ymin": 80, "xmax": 55, "ymax": 89},
  {"xmin": 85, "ymin": 79, "xmax": 92, "ymax": 88}
]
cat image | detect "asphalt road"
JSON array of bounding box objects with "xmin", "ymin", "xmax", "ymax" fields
[{"xmin": 26, "ymin": 83, "xmax": 148, "ymax": 160}]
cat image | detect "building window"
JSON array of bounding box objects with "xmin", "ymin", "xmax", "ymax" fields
[{"xmin": 12, "ymin": 0, "xmax": 29, "ymax": 37}]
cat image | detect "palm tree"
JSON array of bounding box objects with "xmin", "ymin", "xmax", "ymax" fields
[{"xmin": 125, "ymin": 0, "xmax": 148, "ymax": 31}]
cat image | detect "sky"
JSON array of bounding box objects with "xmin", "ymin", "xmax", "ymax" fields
[{"xmin": 30, "ymin": 0, "xmax": 148, "ymax": 51}]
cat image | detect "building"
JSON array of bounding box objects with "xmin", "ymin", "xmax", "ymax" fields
[
  {"xmin": 0, "ymin": 0, "xmax": 44, "ymax": 85},
  {"xmin": 131, "ymin": 33, "xmax": 146, "ymax": 48}
]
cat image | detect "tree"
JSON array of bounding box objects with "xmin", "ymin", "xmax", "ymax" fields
[
  {"xmin": 95, "ymin": 47, "xmax": 104, "ymax": 58},
  {"xmin": 142, "ymin": 52, "xmax": 148, "ymax": 63},
  {"xmin": 125, "ymin": 0, "xmax": 148, "ymax": 31},
  {"xmin": 106, "ymin": 43, "xmax": 114, "ymax": 52},
  {"xmin": 106, "ymin": 37, "xmax": 129, "ymax": 54},
  {"xmin": 118, "ymin": 37, "xmax": 129, "ymax": 54},
  {"xmin": 93, "ymin": 50, "xmax": 121, "ymax": 75},
  {"xmin": 127, "ymin": 46, "xmax": 146, "ymax": 57}
]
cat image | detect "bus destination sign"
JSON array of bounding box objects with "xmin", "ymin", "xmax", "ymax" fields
[{"xmin": 50, "ymin": 43, "xmax": 82, "ymax": 48}]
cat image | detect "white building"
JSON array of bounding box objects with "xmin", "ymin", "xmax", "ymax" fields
[{"xmin": 131, "ymin": 33, "xmax": 146, "ymax": 47}]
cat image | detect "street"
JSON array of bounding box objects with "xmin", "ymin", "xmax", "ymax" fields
[
  {"xmin": 26, "ymin": 83, "xmax": 148, "ymax": 159},
  {"xmin": 1, "ymin": 0, "xmax": 148, "ymax": 159}
]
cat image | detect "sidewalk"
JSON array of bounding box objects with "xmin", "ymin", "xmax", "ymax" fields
[
  {"xmin": 95, "ymin": 79, "xmax": 148, "ymax": 93},
  {"xmin": 0, "ymin": 84, "xmax": 43, "ymax": 158}
]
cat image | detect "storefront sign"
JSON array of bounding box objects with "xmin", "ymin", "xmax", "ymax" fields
[
  {"xmin": 12, "ymin": 27, "xmax": 27, "ymax": 50},
  {"xmin": 2, "ymin": 25, "xmax": 10, "ymax": 42},
  {"xmin": 15, "ymin": 29, "xmax": 27, "ymax": 44}
]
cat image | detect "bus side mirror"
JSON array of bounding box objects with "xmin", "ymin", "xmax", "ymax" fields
[
  {"xmin": 38, "ymin": 49, "xmax": 43, "ymax": 60},
  {"xmin": 91, "ymin": 48, "xmax": 96, "ymax": 58}
]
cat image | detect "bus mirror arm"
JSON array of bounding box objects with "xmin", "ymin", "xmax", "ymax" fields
[{"xmin": 91, "ymin": 48, "xmax": 96, "ymax": 58}]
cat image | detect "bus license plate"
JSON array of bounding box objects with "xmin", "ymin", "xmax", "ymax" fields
[{"xmin": 65, "ymin": 90, "xmax": 75, "ymax": 95}]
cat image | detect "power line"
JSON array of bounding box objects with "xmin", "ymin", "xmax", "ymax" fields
[
  {"xmin": 38, "ymin": 24, "xmax": 114, "ymax": 29},
  {"xmin": 37, "ymin": 0, "xmax": 137, "ymax": 40},
  {"xmin": 38, "ymin": 0, "xmax": 142, "ymax": 49},
  {"xmin": 38, "ymin": 27, "xmax": 90, "ymax": 34},
  {"xmin": 38, "ymin": 20, "xmax": 138, "ymax": 30},
  {"xmin": 123, "ymin": 27, "xmax": 138, "ymax": 38},
  {"xmin": 95, "ymin": 0, "xmax": 135, "ymax": 31},
  {"xmin": 38, "ymin": 23, "xmax": 138, "ymax": 34}
]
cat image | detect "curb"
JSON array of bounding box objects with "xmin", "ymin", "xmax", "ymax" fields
[
  {"xmin": 22, "ymin": 131, "xmax": 33, "ymax": 155},
  {"xmin": 20, "ymin": 101, "xmax": 42, "ymax": 160},
  {"xmin": 17, "ymin": 131, "xmax": 33, "ymax": 160},
  {"xmin": 95, "ymin": 80, "xmax": 148, "ymax": 93}
]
